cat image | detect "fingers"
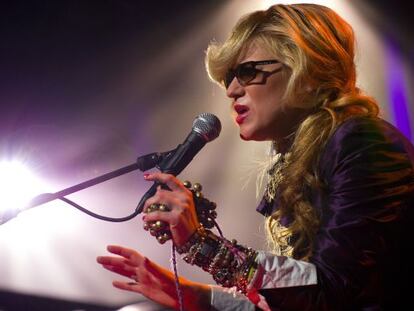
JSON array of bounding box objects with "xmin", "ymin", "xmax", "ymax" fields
[
  {"xmin": 142, "ymin": 173, "xmax": 200, "ymax": 246},
  {"xmin": 143, "ymin": 208, "xmax": 175, "ymax": 223},
  {"xmin": 112, "ymin": 280, "xmax": 144, "ymax": 293},
  {"xmin": 97, "ymin": 245, "xmax": 146, "ymax": 279},
  {"xmin": 98, "ymin": 247, "xmax": 182, "ymax": 309},
  {"xmin": 97, "ymin": 255, "xmax": 138, "ymax": 278},
  {"xmin": 143, "ymin": 185, "xmax": 195, "ymax": 224},
  {"xmin": 112, "ymin": 280, "xmax": 177, "ymax": 308},
  {"xmin": 97, "ymin": 255, "xmax": 135, "ymax": 269},
  {"xmin": 144, "ymin": 190, "xmax": 182, "ymax": 213},
  {"xmin": 144, "ymin": 172, "xmax": 187, "ymax": 192},
  {"xmin": 101, "ymin": 263, "xmax": 136, "ymax": 279},
  {"xmin": 97, "ymin": 245, "xmax": 144, "ymax": 264},
  {"xmin": 106, "ymin": 245, "xmax": 141, "ymax": 261}
]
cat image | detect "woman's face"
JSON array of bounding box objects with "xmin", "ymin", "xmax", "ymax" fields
[{"xmin": 226, "ymin": 43, "xmax": 306, "ymax": 142}]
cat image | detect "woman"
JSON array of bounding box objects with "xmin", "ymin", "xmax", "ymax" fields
[{"xmin": 97, "ymin": 4, "xmax": 414, "ymax": 310}]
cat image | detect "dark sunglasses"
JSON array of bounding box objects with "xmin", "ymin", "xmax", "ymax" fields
[{"xmin": 224, "ymin": 59, "xmax": 281, "ymax": 89}]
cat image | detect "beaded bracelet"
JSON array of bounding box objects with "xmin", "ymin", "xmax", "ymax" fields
[{"xmin": 178, "ymin": 225, "xmax": 258, "ymax": 294}]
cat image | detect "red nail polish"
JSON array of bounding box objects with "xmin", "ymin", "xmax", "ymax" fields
[{"xmin": 143, "ymin": 173, "xmax": 150, "ymax": 179}]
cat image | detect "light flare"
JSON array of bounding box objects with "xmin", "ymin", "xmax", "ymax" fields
[{"xmin": 0, "ymin": 161, "xmax": 47, "ymax": 214}]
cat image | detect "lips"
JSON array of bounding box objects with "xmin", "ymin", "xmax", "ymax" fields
[{"xmin": 234, "ymin": 104, "xmax": 249, "ymax": 124}]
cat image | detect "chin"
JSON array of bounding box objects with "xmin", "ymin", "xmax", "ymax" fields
[
  {"xmin": 239, "ymin": 133, "xmax": 250, "ymax": 141},
  {"xmin": 238, "ymin": 126, "xmax": 270, "ymax": 141},
  {"xmin": 239, "ymin": 133, "xmax": 267, "ymax": 141}
]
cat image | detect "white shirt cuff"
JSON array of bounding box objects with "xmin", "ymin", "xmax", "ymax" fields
[
  {"xmin": 250, "ymin": 251, "xmax": 317, "ymax": 290},
  {"xmin": 210, "ymin": 286, "xmax": 255, "ymax": 311}
]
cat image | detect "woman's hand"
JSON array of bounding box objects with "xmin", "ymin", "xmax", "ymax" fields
[
  {"xmin": 143, "ymin": 172, "xmax": 200, "ymax": 246},
  {"xmin": 96, "ymin": 245, "xmax": 210, "ymax": 310}
]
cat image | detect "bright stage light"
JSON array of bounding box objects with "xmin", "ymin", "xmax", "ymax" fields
[{"xmin": 0, "ymin": 161, "xmax": 46, "ymax": 215}]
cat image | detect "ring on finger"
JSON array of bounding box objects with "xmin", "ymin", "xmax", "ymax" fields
[
  {"xmin": 144, "ymin": 203, "xmax": 170, "ymax": 231},
  {"xmin": 156, "ymin": 231, "xmax": 172, "ymax": 244},
  {"xmin": 146, "ymin": 203, "xmax": 171, "ymax": 213},
  {"xmin": 143, "ymin": 220, "xmax": 167, "ymax": 231},
  {"xmin": 143, "ymin": 203, "xmax": 172, "ymax": 244}
]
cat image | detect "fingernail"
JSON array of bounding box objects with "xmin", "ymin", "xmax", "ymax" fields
[
  {"xmin": 143, "ymin": 173, "xmax": 150, "ymax": 179},
  {"xmin": 142, "ymin": 215, "xmax": 146, "ymax": 221}
]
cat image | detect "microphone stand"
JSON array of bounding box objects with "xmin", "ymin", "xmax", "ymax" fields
[
  {"xmin": 1, "ymin": 150, "xmax": 175, "ymax": 225},
  {"xmin": 28, "ymin": 162, "xmax": 141, "ymax": 208}
]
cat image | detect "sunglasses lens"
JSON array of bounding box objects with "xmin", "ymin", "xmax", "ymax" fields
[
  {"xmin": 224, "ymin": 70, "xmax": 236, "ymax": 88},
  {"xmin": 237, "ymin": 66, "xmax": 257, "ymax": 85},
  {"xmin": 225, "ymin": 61, "xmax": 276, "ymax": 88},
  {"xmin": 225, "ymin": 66, "xmax": 257, "ymax": 88}
]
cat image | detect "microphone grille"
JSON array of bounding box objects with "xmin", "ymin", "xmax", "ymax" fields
[{"xmin": 192, "ymin": 113, "xmax": 221, "ymax": 142}]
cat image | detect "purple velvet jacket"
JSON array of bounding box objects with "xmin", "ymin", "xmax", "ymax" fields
[{"xmin": 256, "ymin": 117, "xmax": 414, "ymax": 310}]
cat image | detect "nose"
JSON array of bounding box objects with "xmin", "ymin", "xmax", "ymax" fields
[{"xmin": 225, "ymin": 77, "xmax": 245, "ymax": 99}]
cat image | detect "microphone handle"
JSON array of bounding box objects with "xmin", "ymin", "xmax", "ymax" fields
[{"xmin": 157, "ymin": 132, "xmax": 205, "ymax": 176}]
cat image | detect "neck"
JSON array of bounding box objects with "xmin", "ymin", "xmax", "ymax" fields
[
  {"xmin": 272, "ymin": 107, "xmax": 314, "ymax": 154},
  {"xmin": 273, "ymin": 134, "xmax": 294, "ymax": 155}
]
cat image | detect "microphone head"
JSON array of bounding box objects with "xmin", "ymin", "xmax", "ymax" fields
[{"xmin": 192, "ymin": 113, "xmax": 221, "ymax": 142}]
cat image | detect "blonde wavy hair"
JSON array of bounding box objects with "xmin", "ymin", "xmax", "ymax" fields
[{"xmin": 205, "ymin": 4, "xmax": 379, "ymax": 260}]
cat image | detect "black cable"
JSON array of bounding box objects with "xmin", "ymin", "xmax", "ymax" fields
[{"xmin": 58, "ymin": 196, "xmax": 140, "ymax": 222}]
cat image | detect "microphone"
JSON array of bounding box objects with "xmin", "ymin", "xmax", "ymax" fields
[
  {"xmin": 158, "ymin": 113, "xmax": 221, "ymax": 175},
  {"xmin": 136, "ymin": 112, "xmax": 221, "ymax": 213}
]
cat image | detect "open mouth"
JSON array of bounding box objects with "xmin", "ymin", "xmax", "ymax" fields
[
  {"xmin": 234, "ymin": 104, "xmax": 249, "ymax": 115},
  {"xmin": 234, "ymin": 104, "xmax": 249, "ymax": 124}
]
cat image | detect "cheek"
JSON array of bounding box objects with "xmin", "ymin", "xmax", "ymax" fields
[
  {"xmin": 248, "ymin": 78, "xmax": 288, "ymax": 119},
  {"xmin": 259, "ymin": 93, "xmax": 285, "ymax": 120}
]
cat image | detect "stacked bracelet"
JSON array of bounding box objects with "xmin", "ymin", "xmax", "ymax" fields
[
  {"xmin": 177, "ymin": 225, "xmax": 258, "ymax": 294},
  {"xmin": 181, "ymin": 226, "xmax": 221, "ymax": 269}
]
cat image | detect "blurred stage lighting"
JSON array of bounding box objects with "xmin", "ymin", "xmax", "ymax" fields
[{"xmin": 0, "ymin": 160, "xmax": 46, "ymax": 216}]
